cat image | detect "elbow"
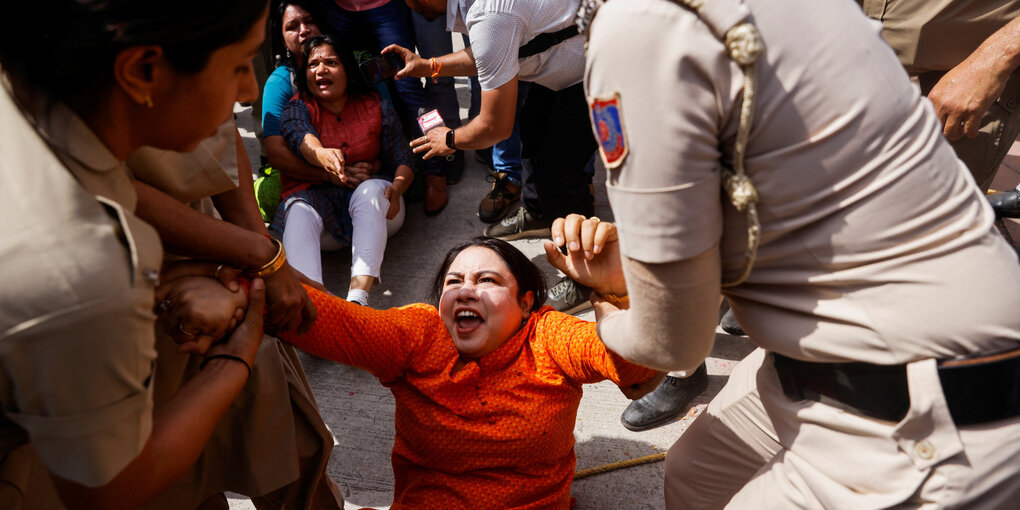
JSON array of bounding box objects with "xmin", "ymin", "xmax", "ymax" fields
[
  {"xmin": 490, "ymin": 121, "xmax": 513, "ymax": 142},
  {"xmin": 598, "ymin": 311, "xmax": 714, "ymax": 373}
]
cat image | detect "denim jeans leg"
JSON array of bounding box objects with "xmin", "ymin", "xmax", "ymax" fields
[
  {"xmin": 362, "ymin": 0, "xmax": 444, "ymax": 176},
  {"xmin": 492, "ymin": 82, "xmax": 529, "ymax": 184},
  {"xmin": 323, "ymin": 5, "xmax": 365, "ymax": 47}
]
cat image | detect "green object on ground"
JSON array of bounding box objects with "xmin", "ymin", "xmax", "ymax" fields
[{"xmin": 254, "ymin": 165, "xmax": 281, "ymax": 222}]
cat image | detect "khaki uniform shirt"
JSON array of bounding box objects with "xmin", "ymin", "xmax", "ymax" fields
[
  {"xmin": 858, "ymin": 0, "xmax": 1020, "ymax": 75},
  {"xmin": 128, "ymin": 121, "xmax": 338, "ymax": 509},
  {"xmin": 128, "ymin": 120, "xmax": 240, "ymax": 204},
  {"xmin": 586, "ymin": 0, "xmax": 1020, "ymax": 365},
  {"xmin": 587, "ymin": 0, "xmax": 1020, "ymax": 504},
  {"xmin": 0, "ymin": 87, "xmax": 161, "ymax": 496}
]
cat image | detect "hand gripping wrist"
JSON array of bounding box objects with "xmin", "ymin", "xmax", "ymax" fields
[{"xmin": 246, "ymin": 237, "xmax": 287, "ymax": 278}]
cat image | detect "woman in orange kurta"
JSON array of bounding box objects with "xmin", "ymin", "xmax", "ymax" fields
[{"xmin": 281, "ymin": 237, "xmax": 657, "ymax": 508}]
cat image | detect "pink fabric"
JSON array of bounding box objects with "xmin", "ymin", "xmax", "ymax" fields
[{"xmin": 333, "ymin": 0, "xmax": 391, "ymax": 13}]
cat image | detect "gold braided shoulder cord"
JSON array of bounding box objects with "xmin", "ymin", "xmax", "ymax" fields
[{"xmin": 578, "ymin": 0, "xmax": 764, "ymax": 287}]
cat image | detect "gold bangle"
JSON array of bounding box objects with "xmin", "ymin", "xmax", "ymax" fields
[
  {"xmin": 596, "ymin": 292, "xmax": 629, "ymax": 308},
  {"xmin": 246, "ymin": 238, "xmax": 287, "ymax": 278}
]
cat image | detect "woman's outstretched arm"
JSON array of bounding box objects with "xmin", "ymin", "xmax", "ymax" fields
[{"xmin": 278, "ymin": 286, "xmax": 444, "ymax": 381}]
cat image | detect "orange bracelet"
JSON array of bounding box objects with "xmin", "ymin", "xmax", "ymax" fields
[{"xmin": 429, "ymin": 57, "xmax": 442, "ymax": 84}]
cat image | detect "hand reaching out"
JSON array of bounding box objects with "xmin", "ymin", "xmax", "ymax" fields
[
  {"xmin": 409, "ymin": 126, "xmax": 454, "ymax": 160},
  {"xmin": 264, "ymin": 263, "xmax": 318, "ymax": 334},
  {"xmin": 382, "ymin": 44, "xmax": 429, "ymax": 80},
  {"xmin": 313, "ymin": 147, "xmax": 346, "ymax": 180},
  {"xmin": 927, "ymin": 36, "xmax": 1012, "ymax": 141},
  {"xmin": 384, "ymin": 184, "xmax": 402, "ymax": 219},
  {"xmin": 543, "ymin": 214, "xmax": 628, "ymax": 297}
]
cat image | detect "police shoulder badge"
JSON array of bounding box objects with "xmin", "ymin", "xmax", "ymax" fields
[{"xmin": 589, "ymin": 93, "xmax": 628, "ymax": 169}]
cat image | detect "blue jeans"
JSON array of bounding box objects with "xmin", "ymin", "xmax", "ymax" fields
[
  {"xmin": 493, "ymin": 82, "xmax": 529, "ymax": 185},
  {"xmin": 324, "ymin": 0, "xmax": 444, "ymax": 175}
]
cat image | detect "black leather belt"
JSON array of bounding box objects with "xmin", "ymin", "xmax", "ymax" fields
[
  {"xmin": 518, "ymin": 26, "xmax": 578, "ymax": 59},
  {"xmin": 774, "ymin": 347, "xmax": 1020, "ymax": 425}
]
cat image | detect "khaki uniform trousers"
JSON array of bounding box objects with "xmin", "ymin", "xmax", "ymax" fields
[
  {"xmin": 131, "ymin": 123, "xmax": 342, "ymax": 510},
  {"xmin": 665, "ymin": 349, "xmax": 1020, "ymax": 509}
]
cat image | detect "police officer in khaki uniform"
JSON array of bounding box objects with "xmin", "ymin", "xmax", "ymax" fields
[
  {"xmin": 858, "ymin": 0, "xmax": 1020, "ymax": 211},
  {"xmin": 128, "ymin": 121, "xmax": 342, "ymax": 510},
  {"xmin": 548, "ymin": 0, "xmax": 1020, "ymax": 507},
  {"xmin": 0, "ymin": 2, "xmax": 279, "ymax": 508}
]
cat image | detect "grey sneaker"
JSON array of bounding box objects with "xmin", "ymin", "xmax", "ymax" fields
[
  {"xmin": 483, "ymin": 206, "xmax": 551, "ymax": 240},
  {"xmin": 719, "ymin": 308, "xmax": 745, "ymax": 336},
  {"xmin": 547, "ymin": 277, "xmax": 593, "ymax": 314}
]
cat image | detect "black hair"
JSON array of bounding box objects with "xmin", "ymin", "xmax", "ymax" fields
[
  {"xmin": 269, "ymin": 0, "xmax": 327, "ymax": 68},
  {"xmin": 295, "ymin": 34, "xmax": 374, "ymax": 100},
  {"xmin": 0, "ymin": 0, "xmax": 268, "ymax": 109},
  {"xmin": 428, "ymin": 237, "xmax": 548, "ymax": 312}
]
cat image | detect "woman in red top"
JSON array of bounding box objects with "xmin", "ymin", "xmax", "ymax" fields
[
  {"xmin": 279, "ymin": 236, "xmax": 659, "ymax": 508},
  {"xmin": 273, "ymin": 34, "xmax": 414, "ymax": 306}
]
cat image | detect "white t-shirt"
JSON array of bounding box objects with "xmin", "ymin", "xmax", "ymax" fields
[{"xmin": 447, "ymin": 0, "xmax": 585, "ymax": 91}]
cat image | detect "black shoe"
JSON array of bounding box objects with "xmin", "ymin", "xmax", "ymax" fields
[
  {"xmin": 988, "ymin": 189, "xmax": 1020, "ymax": 218},
  {"xmin": 719, "ymin": 308, "xmax": 745, "ymax": 336},
  {"xmin": 547, "ymin": 277, "xmax": 593, "ymax": 314},
  {"xmin": 483, "ymin": 206, "xmax": 551, "ymax": 240},
  {"xmin": 621, "ymin": 364, "xmax": 709, "ymax": 432}
]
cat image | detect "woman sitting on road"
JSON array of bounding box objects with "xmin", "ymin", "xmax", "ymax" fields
[
  {"xmin": 262, "ymin": 0, "xmax": 378, "ymax": 195},
  {"xmin": 273, "ymin": 34, "xmax": 414, "ymax": 305},
  {"xmin": 274, "ymin": 236, "xmax": 660, "ymax": 508}
]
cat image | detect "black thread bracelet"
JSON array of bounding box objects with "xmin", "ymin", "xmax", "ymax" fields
[{"xmin": 199, "ymin": 354, "xmax": 252, "ymax": 379}]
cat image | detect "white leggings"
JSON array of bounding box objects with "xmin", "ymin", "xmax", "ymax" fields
[{"xmin": 282, "ymin": 179, "xmax": 405, "ymax": 285}]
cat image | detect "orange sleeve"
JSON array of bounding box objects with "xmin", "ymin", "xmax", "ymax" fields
[
  {"xmin": 537, "ymin": 309, "xmax": 658, "ymax": 386},
  {"xmin": 278, "ymin": 285, "xmax": 443, "ymax": 381}
]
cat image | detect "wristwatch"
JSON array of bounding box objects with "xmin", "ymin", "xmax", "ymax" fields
[{"xmin": 445, "ymin": 129, "xmax": 457, "ymax": 150}]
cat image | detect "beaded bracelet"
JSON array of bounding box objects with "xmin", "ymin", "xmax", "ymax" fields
[
  {"xmin": 429, "ymin": 57, "xmax": 442, "ymax": 84},
  {"xmin": 200, "ymin": 354, "xmax": 252, "ymax": 379},
  {"xmin": 594, "ymin": 292, "xmax": 630, "ymax": 308}
]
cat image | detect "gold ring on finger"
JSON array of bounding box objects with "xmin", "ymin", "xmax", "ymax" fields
[
  {"xmin": 178, "ymin": 322, "xmax": 199, "ymax": 337},
  {"xmin": 590, "ymin": 216, "xmax": 601, "ymax": 222}
]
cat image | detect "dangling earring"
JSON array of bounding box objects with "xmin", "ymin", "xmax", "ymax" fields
[{"xmin": 144, "ymin": 95, "xmax": 153, "ymax": 108}]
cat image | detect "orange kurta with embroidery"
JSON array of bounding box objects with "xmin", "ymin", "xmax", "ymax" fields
[{"xmin": 282, "ymin": 287, "xmax": 657, "ymax": 509}]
